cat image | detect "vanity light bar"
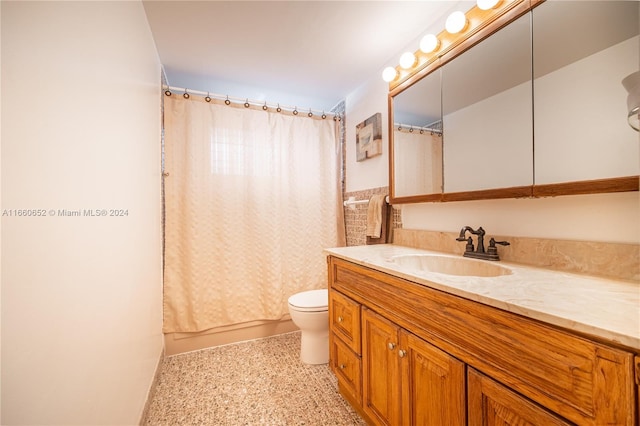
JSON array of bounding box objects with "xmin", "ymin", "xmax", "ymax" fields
[{"xmin": 382, "ymin": 0, "xmax": 520, "ymax": 87}]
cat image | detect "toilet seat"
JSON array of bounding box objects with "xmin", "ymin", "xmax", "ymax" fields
[{"xmin": 288, "ymin": 289, "xmax": 328, "ymax": 312}]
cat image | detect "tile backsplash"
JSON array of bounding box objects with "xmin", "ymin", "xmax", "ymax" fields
[
  {"xmin": 343, "ymin": 187, "xmax": 402, "ymax": 246},
  {"xmin": 394, "ymin": 228, "xmax": 640, "ymax": 282}
]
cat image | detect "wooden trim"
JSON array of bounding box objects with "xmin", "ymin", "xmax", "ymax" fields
[
  {"xmin": 392, "ymin": 177, "xmax": 639, "ymax": 204},
  {"xmin": 389, "ymin": 193, "xmax": 442, "ymax": 205},
  {"xmin": 533, "ymin": 176, "xmax": 639, "ymax": 198},
  {"xmin": 389, "ymin": 0, "xmax": 534, "ymax": 92},
  {"xmin": 442, "ymin": 185, "xmax": 533, "ymax": 202}
]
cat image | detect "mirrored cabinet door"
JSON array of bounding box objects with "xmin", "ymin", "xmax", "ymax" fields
[
  {"xmin": 532, "ymin": 1, "xmax": 640, "ymax": 186},
  {"xmin": 441, "ymin": 12, "xmax": 533, "ymax": 195},
  {"xmin": 392, "ymin": 67, "xmax": 443, "ymax": 200}
]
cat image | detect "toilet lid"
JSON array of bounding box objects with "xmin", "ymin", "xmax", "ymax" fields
[{"xmin": 288, "ymin": 289, "xmax": 328, "ymax": 312}]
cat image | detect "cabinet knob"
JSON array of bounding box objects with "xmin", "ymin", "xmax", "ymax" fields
[
  {"xmin": 398, "ymin": 349, "xmax": 407, "ymax": 358},
  {"xmin": 337, "ymin": 316, "xmax": 343, "ymax": 323},
  {"xmin": 388, "ymin": 342, "xmax": 396, "ymax": 350},
  {"xmin": 339, "ymin": 364, "xmax": 346, "ymax": 370}
]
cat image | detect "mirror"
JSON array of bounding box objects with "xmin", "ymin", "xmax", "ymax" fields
[
  {"xmin": 389, "ymin": 0, "xmax": 639, "ymax": 204},
  {"xmin": 532, "ymin": 1, "xmax": 639, "ymax": 187},
  {"xmin": 441, "ymin": 12, "xmax": 532, "ymax": 196},
  {"xmin": 392, "ymin": 67, "xmax": 442, "ymax": 200}
]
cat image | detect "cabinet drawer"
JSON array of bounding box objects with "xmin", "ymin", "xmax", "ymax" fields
[
  {"xmin": 329, "ymin": 256, "xmax": 636, "ymax": 425},
  {"xmin": 330, "ymin": 333, "xmax": 362, "ymax": 406},
  {"xmin": 329, "ymin": 290, "xmax": 361, "ymax": 354},
  {"xmin": 468, "ymin": 368, "xmax": 571, "ymax": 426}
]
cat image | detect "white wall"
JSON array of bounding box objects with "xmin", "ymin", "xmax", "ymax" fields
[
  {"xmin": 345, "ymin": 75, "xmax": 390, "ymax": 192},
  {"xmin": 1, "ymin": 2, "xmax": 163, "ymax": 424}
]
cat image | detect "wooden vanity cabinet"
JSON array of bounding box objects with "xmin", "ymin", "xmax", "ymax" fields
[
  {"xmin": 328, "ymin": 255, "xmax": 638, "ymax": 426},
  {"xmin": 361, "ymin": 307, "xmax": 466, "ymax": 426}
]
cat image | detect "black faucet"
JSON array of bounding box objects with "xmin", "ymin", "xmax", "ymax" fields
[{"xmin": 456, "ymin": 226, "xmax": 509, "ymax": 261}]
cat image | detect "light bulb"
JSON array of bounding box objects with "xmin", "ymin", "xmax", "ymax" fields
[
  {"xmin": 477, "ymin": 0, "xmax": 500, "ymax": 10},
  {"xmin": 399, "ymin": 52, "xmax": 417, "ymax": 69},
  {"xmin": 420, "ymin": 34, "xmax": 440, "ymax": 53},
  {"xmin": 446, "ymin": 11, "xmax": 467, "ymax": 34},
  {"xmin": 382, "ymin": 67, "xmax": 398, "ymax": 82}
]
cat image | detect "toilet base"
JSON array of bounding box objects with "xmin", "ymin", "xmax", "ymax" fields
[{"xmin": 299, "ymin": 329, "xmax": 329, "ymax": 364}]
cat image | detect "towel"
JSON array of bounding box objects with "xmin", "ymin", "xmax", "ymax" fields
[{"xmin": 366, "ymin": 194, "xmax": 387, "ymax": 238}]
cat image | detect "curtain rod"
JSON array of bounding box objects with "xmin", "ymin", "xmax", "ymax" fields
[
  {"xmin": 163, "ymin": 85, "xmax": 341, "ymax": 120},
  {"xmin": 394, "ymin": 121, "xmax": 442, "ymax": 135}
]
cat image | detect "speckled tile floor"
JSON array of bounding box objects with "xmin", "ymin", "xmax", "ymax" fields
[{"xmin": 144, "ymin": 331, "xmax": 367, "ymax": 425}]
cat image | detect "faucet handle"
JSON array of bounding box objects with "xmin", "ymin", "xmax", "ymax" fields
[
  {"xmin": 486, "ymin": 238, "xmax": 510, "ymax": 259},
  {"xmin": 489, "ymin": 238, "xmax": 510, "ymax": 247},
  {"xmin": 457, "ymin": 236, "xmax": 474, "ymax": 253}
]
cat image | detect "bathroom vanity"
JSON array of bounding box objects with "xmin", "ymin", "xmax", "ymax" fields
[{"xmin": 326, "ymin": 245, "xmax": 639, "ymax": 425}]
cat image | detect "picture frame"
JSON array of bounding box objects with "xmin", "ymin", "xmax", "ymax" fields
[{"xmin": 356, "ymin": 113, "xmax": 382, "ymax": 161}]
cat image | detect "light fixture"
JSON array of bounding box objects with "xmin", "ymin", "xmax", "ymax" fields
[
  {"xmin": 622, "ymin": 71, "xmax": 639, "ymax": 131},
  {"xmin": 419, "ymin": 34, "xmax": 440, "ymax": 54},
  {"xmin": 399, "ymin": 51, "xmax": 417, "ymax": 69},
  {"xmin": 445, "ymin": 11, "xmax": 467, "ymax": 34},
  {"xmin": 477, "ymin": 0, "xmax": 500, "ymax": 10},
  {"xmin": 382, "ymin": 66, "xmax": 399, "ymax": 82}
]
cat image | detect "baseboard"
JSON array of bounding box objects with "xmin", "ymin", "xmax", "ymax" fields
[
  {"xmin": 139, "ymin": 345, "xmax": 164, "ymax": 425},
  {"xmin": 164, "ymin": 317, "xmax": 299, "ymax": 356}
]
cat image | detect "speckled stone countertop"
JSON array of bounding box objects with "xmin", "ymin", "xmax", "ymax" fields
[{"xmin": 325, "ymin": 244, "xmax": 640, "ymax": 351}]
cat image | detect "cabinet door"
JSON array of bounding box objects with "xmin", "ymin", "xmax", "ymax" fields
[
  {"xmin": 362, "ymin": 308, "xmax": 401, "ymax": 426},
  {"xmin": 330, "ymin": 290, "xmax": 361, "ymax": 354},
  {"xmin": 468, "ymin": 369, "xmax": 572, "ymax": 426},
  {"xmin": 399, "ymin": 330, "xmax": 466, "ymax": 426}
]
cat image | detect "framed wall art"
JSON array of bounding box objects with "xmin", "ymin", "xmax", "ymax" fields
[{"xmin": 356, "ymin": 113, "xmax": 382, "ymax": 161}]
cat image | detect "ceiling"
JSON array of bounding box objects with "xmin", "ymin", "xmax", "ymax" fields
[{"xmin": 142, "ymin": 0, "xmax": 469, "ymax": 112}]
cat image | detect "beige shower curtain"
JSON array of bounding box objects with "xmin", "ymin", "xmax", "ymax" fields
[{"xmin": 163, "ymin": 95, "xmax": 345, "ymax": 333}]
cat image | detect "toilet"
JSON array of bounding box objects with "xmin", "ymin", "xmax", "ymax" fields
[{"xmin": 288, "ymin": 289, "xmax": 329, "ymax": 364}]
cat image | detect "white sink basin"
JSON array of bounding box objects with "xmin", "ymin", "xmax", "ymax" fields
[{"xmin": 389, "ymin": 254, "xmax": 513, "ymax": 277}]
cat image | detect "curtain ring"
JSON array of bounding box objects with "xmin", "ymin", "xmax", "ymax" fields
[
  {"xmin": 293, "ymin": 107, "xmax": 298, "ymax": 115},
  {"xmin": 398, "ymin": 125, "xmax": 402, "ymax": 131},
  {"xmin": 244, "ymin": 99, "xmax": 250, "ymax": 108},
  {"xmin": 164, "ymin": 89, "xmax": 172, "ymax": 96},
  {"xmin": 183, "ymin": 90, "xmax": 190, "ymax": 99},
  {"xmin": 322, "ymin": 111, "xmax": 327, "ymax": 119},
  {"xmin": 420, "ymin": 129, "xmax": 424, "ymax": 134},
  {"xmin": 308, "ymin": 109, "xmax": 313, "ymax": 118},
  {"xmin": 205, "ymin": 92, "xmax": 211, "ymax": 102},
  {"xmin": 409, "ymin": 126, "xmax": 413, "ymax": 133},
  {"xmin": 276, "ymin": 104, "xmax": 282, "ymax": 113},
  {"xmin": 225, "ymin": 96, "xmax": 231, "ymax": 105},
  {"xmin": 262, "ymin": 102, "xmax": 268, "ymax": 111}
]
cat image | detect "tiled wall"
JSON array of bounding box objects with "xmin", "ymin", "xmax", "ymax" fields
[{"xmin": 343, "ymin": 187, "xmax": 402, "ymax": 246}]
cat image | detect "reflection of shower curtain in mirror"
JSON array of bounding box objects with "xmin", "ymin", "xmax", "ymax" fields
[
  {"xmin": 163, "ymin": 96, "xmax": 345, "ymax": 333},
  {"xmin": 394, "ymin": 129, "xmax": 442, "ymax": 196}
]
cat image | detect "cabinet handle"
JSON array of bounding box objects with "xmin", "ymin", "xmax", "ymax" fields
[
  {"xmin": 339, "ymin": 364, "xmax": 346, "ymax": 370},
  {"xmin": 337, "ymin": 316, "xmax": 343, "ymax": 323},
  {"xmin": 398, "ymin": 349, "xmax": 407, "ymax": 358},
  {"xmin": 388, "ymin": 342, "xmax": 396, "ymax": 350}
]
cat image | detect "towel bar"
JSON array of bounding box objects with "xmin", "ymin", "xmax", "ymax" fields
[{"xmin": 343, "ymin": 196, "xmax": 390, "ymax": 210}]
